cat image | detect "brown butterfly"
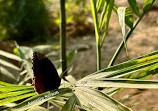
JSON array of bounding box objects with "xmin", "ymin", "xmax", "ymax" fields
[{"xmin": 32, "ymin": 52, "xmax": 61, "ymax": 94}]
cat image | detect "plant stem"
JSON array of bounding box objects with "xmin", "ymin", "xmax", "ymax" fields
[
  {"xmin": 90, "ymin": 0, "xmax": 101, "ymax": 70},
  {"xmin": 60, "ymin": 0, "xmax": 67, "ymax": 78},
  {"xmin": 108, "ymin": 13, "xmax": 144, "ymax": 67}
]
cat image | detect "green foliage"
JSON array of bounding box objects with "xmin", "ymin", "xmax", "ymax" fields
[
  {"xmin": 0, "ymin": 0, "xmax": 56, "ymax": 42},
  {"xmin": 0, "ymin": 50, "xmax": 158, "ymax": 110}
]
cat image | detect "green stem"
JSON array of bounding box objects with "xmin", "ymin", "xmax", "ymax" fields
[
  {"xmin": 90, "ymin": 0, "xmax": 101, "ymax": 70},
  {"xmin": 60, "ymin": 0, "xmax": 67, "ymax": 78},
  {"xmin": 108, "ymin": 13, "xmax": 144, "ymax": 67}
]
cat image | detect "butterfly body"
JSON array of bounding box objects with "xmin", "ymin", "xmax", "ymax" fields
[{"xmin": 32, "ymin": 52, "xmax": 61, "ymax": 94}]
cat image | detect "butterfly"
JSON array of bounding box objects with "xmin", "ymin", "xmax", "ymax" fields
[{"xmin": 32, "ymin": 52, "xmax": 61, "ymax": 94}]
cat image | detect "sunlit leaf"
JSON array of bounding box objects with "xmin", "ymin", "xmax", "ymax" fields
[
  {"xmin": 74, "ymin": 87, "xmax": 131, "ymax": 111},
  {"xmin": 7, "ymin": 88, "xmax": 72, "ymax": 111},
  {"xmin": 0, "ymin": 81, "xmax": 15, "ymax": 86},
  {"xmin": 0, "ymin": 91, "xmax": 36, "ymax": 106},
  {"xmin": 0, "ymin": 90, "xmax": 34, "ymax": 99},
  {"xmin": 143, "ymin": 0, "xmax": 156, "ymax": 13},
  {"xmin": 76, "ymin": 78, "xmax": 158, "ymax": 89},
  {"xmin": 117, "ymin": 7, "xmax": 128, "ymax": 54},
  {"xmin": 0, "ymin": 85, "xmax": 33, "ymax": 92}
]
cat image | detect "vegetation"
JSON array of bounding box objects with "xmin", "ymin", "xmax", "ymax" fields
[{"xmin": 0, "ymin": 0, "xmax": 157, "ymax": 111}]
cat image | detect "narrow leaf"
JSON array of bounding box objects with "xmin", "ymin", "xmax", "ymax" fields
[
  {"xmin": 7, "ymin": 88, "xmax": 72, "ymax": 111},
  {"xmin": 99, "ymin": 0, "xmax": 109, "ymax": 30},
  {"xmin": 33, "ymin": 45, "xmax": 60, "ymax": 51},
  {"xmin": 102, "ymin": 50, "xmax": 158, "ymax": 72},
  {"xmin": 0, "ymin": 50, "xmax": 22, "ymax": 61},
  {"xmin": 117, "ymin": 7, "xmax": 128, "ymax": 54},
  {"xmin": 74, "ymin": 87, "xmax": 131, "ymax": 111},
  {"xmin": 96, "ymin": 0, "xmax": 103, "ymax": 12},
  {"xmin": 101, "ymin": 0, "xmax": 114, "ymax": 47},
  {"xmin": 127, "ymin": 0, "xmax": 140, "ymax": 17},
  {"xmin": 0, "ymin": 91, "xmax": 36, "ymax": 106},
  {"xmin": 0, "ymin": 81, "xmax": 15, "ymax": 86},
  {"xmin": 0, "ymin": 67, "xmax": 17, "ymax": 82},
  {"xmin": 0, "ymin": 90, "xmax": 34, "ymax": 99},
  {"xmin": 0, "ymin": 59, "xmax": 20, "ymax": 71},
  {"xmin": 67, "ymin": 48, "xmax": 77, "ymax": 66},
  {"xmin": 143, "ymin": 0, "xmax": 156, "ymax": 13},
  {"xmin": 61, "ymin": 94, "xmax": 78, "ymax": 111},
  {"xmin": 0, "ymin": 85, "xmax": 33, "ymax": 92},
  {"xmin": 125, "ymin": 8, "xmax": 133, "ymax": 28},
  {"xmin": 76, "ymin": 78, "xmax": 158, "ymax": 89}
]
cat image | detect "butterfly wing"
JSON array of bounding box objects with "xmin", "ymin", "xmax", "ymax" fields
[{"xmin": 32, "ymin": 52, "xmax": 61, "ymax": 94}]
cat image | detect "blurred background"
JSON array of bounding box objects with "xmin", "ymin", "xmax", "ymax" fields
[{"xmin": 0, "ymin": 0, "xmax": 158, "ymax": 110}]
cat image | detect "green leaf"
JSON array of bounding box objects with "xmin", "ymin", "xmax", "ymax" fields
[
  {"xmin": 103, "ymin": 50, "xmax": 158, "ymax": 72},
  {"xmin": 7, "ymin": 88, "xmax": 72, "ymax": 111},
  {"xmin": 29, "ymin": 106, "xmax": 49, "ymax": 111},
  {"xmin": 0, "ymin": 81, "xmax": 15, "ymax": 86},
  {"xmin": 67, "ymin": 48, "xmax": 77, "ymax": 66},
  {"xmin": 76, "ymin": 78, "xmax": 158, "ymax": 89},
  {"xmin": 0, "ymin": 85, "xmax": 33, "ymax": 92},
  {"xmin": 0, "ymin": 59, "xmax": 20, "ymax": 71},
  {"xmin": 143, "ymin": 0, "xmax": 156, "ymax": 13},
  {"xmin": 74, "ymin": 87, "xmax": 131, "ymax": 111},
  {"xmin": 96, "ymin": 0, "xmax": 104, "ymax": 12},
  {"xmin": 78, "ymin": 51, "xmax": 158, "ymax": 81},
  {"xmin": 90, "ymin": 0, "xmax": 100, "ymax": 45},
  {"xmin": 117, "ymin": 7, "xmax": 128, "ymax": 54},
  {"xmin": 61, "ymin": 94, "xmax": 79, "ymax": 111},
  {"xmin": 0, "ymin": 90, "xmax": 34, "ymax": 99},
  {"xmin": 101, "ymin": 0, "xmax": 114, "ymax": 47},
  {"xmin": 0, "ymin": 67, "xmax": 17, "ymax": 82},
  {"xmin": 127, "ymin": 0, "xmax": 140, "ymax": 17},
  {"xmin": 125, "ymin": 8, "xmax": 133, "ymax": 28},
  {"xmin": 14, "ymin": 42, "xmax": 25, "ymax": 60},
  {"xmin": 33, "ymin": 45, "xmax": 60, "ymax": 52},
  {"xmin": 99, "ymin": 0, "xmax": 109, "ymax": 30},
  {"xmin": 0, "ymin": 91, "xmax": 36, "ymax": 106},
  {"xmin": 112, "ymin": 5, "xmax": 133, "ymax": 28},
  {"xmin": 0, "ymin": 50, "xmax": 22, "ymax": 61}
]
